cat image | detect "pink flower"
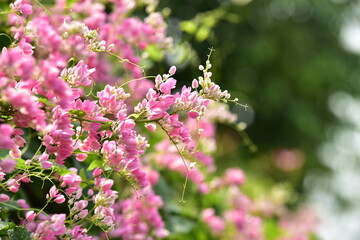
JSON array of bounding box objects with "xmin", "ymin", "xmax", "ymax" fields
[
  {"xmin": 188, "ymin": 111, "xmax": 200, "ymax": 119},
  {"xmin": 41, "ymin": 160, "xmax": 53, "ymax": 169},
  {"xmin": 54, "ymin": 195, "xmax": 66, "ymax": 204},
  {"xmin": 10, "ymin": 0, "xmax": 33, "ymax": 15},
  {"xmin": 76, "ymin": 153, "xmax": 87, "ymax": 162},
  {"xmin": 48, "ymin": 186, "xmax": 60, "ymax": 199},
  {"xmin": 17, "ymin": 199, "xmax": 30, "ymax": 208},
  {"xmin": 73, "ymin": 200, "xmax": 88, "ymax": 212},
  {"xmin": 223, "ymin": 168, "xmax": 245, "ymax": 186},
  {"xmin": 4, "ymin": 88, "xmax": 47, "ymax": 131},
  {"xmin": 60, "ymin": 60, "xmax": 95, "ymax": 87},
  {"xmin": 0, "ymin": 193, "xmax": 10, "ymax": 202},
  {"xmin": 192, "ymin": 79, "xmax": 199, "ymax": 88},
  {"xmin": 7, "ymin": 179, "xmax": 20, "ymax": 192},
  {"xmin": 19, "ymin": 39, "xmax": 34, "ymax": 55},
  {"xmin": 0, "ymin": 124, "xmax": 14, "ymax": 149},
  {"xmin": 201, "ymin": 208, "xmax": 225, "ymax": 235},
  {"xmin": 145, "ymin": 123, "xmax": 156, "ymax": 132},
  {"xmin": 25, "ymin": 211, "xmax": 36, "ymax": 221},
  {"xmin": 0, "ymin": 158, "xmax": 17, "ymax": 173},
  {"xmin": 19, "ymin": 3, "xmax": 32, "ymax": 15},
  {"xmin": 168, "ymin": 66, "xmax": 176, "ymax": 75},
  {"xmin": 93, "ymin": 168, "xmax": 103, "ymax": 177},
  {"xmin": 159, "ymin": 78, "xmax": 176, "ymax": 94},
  {"xmin": 33, "ymin": 214, "xmax": 67, "ymax": 238}
]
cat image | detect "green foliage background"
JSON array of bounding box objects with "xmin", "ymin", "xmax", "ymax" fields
[{"xmin": 155, "ymin": 0, "xmax": 358, "ymax": 185}]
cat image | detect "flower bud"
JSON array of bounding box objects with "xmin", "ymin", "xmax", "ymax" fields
[
  {"xmin": 169, "ymin": 66, "xmax": 176, "ymax": 75},
  {"xmin": 25, "ymin": 211, "xmax": 36, "ymax": 221}
]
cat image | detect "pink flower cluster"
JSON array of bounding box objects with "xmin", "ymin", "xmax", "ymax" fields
[{"xmin": 0, "ymin": 0, "xmax": 318, "ymax": 239}]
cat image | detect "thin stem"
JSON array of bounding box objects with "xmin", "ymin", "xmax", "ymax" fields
[
  {"xmin": 134, "ymin": 116, "xmax": 163, "ymax": 123},
  {"xmin": 71, "ymin": 116, "xmax": 108, "ymax": 124},
  {"xmin": 106, "ymin": 51, "xmax": 146, "ymax": 76},
  {"xmin": 193, "ymin": 119, "xmax": 203, "ymax": 151},
  {"xmin": 30, "ymin": 143, "xmax": 43, "ymax": 161},
  {"xmin": 156, "ymin": 121, "xmax": 189, "ymax": 203},
  {"xmin": 33, "ymin": 0, "xmax": 53, "ymax": 15},
  {"xmin": 0, "ymin": 202, "xmax": 44, "ymax": 213},
  {"xmin": 118, "ymin": 76, "xmax": 156, "ymax": 88}
]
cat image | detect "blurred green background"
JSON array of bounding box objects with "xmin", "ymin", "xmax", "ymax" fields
[{"xmin": 153, "ymin": 0, "xmax": 360, "ymax": 239}]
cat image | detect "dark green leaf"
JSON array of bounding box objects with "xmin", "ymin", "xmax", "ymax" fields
[
  {"xmin": 67, "ymin": 57, "xmax": 79, "ymax": 68},
  {"xmin": 0, "ymin": 221, "xmax": 9, "ymax": 230},
  {"xmin": 7, "ymin": 226, "xmax": 31, "ymax": 240},
  {"xmin": 0, "ymin": 149, "xmax": 8, "ymax": 158},
  {"xmin": 0, "ymin": 33, "xmax": 12, "ymax": 49}
]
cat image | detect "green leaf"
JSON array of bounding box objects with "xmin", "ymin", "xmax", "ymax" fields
[
  {"xmin": 66, "ymin": 0, "xmax": 77, "ymax": 8},
  {"xmin": 67, "ymin": 57, "xmax": 79, "ymax": 68},
  {"xmin": 97, "ymin": 122, "xmax": 112, "ymax": 132},
  {"xmin": 0, "ymin": 221, "xmax": 9, "ymax": 230},
  {"xmin": 263, "ymin": 219, "xmax": 283, "ymax": 240},
  {"xmin": 310, "ymin": 233, "xmax": 321, "ymax": 240},
  {"xmin": 79, "ymin": 168, "xmax": 88, "ymax": 188},
  {"xmin": 54, "ymin": 164, "xmax": 73, "ymax": 176},
  {"xmin": 16, "ymin": 158, "xmax": 26, "ymax": 169},
  {"xmin": 38, "ymin": 98, "xmax": 49, "ymax": 105},
  {"xmin": 69, "ymin": 109, "xmax": 86, "ymax": 118},
  {"xmin": 167, "ymin": 215, "xmax": 195, "ymax": 234},
  {"xmin": 79, "ymin": 168, "xmax": 87, "ymax": 181},
  {"xmin": 87, "ymin": 160, "xmax": 103, "ymax": 171},
  {"xmin": 7, "ymin": 226, "xmax": 31, "ymax": 240},
  {"xmin": 129, "ymin": 113, "xmax": 139, "ymax": 119},
  {"xmin": 195, "ymin": 27, "xmax": 210, "ymax": 42},
  {"xmin": 180, "ymin": 21, "xmax": 197, "ymax": 34},
  {"xmin": 0, "ymin": 33, "xmax": 12, "ymax": 49},
  {"xmin": 0, "ymin": 149, "xmax": 8, "ymax": 158},
  {"xmin": 145, "ymin": 44, "xmax": 164, "ymax": 62}
]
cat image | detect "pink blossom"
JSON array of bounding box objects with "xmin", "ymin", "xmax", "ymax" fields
[
  {"xmin": 76, "ymin": 153, "xmax": 87, "ymax": 162},
  {"xmin": 41, "ymin": 161, "xmax": 53, "ymax": 169},
  {"xmin": 60, "ymin": 60, "xmax": 95, "ymax": 87},
  {"xmin": 17, "ymin": 199, "xmax": 30, "ymax": 208},
  {"xmin": 7, "ymin": 178, "xmax": 20, "ymax": 192},
  {"xmin": 159, "ymin": 78, "xmax": 176, "ymax": 94},
  {"xmin": 0, "ymin": 124, "xmax": 15, "ymax": 149},
  {"xmin": 0, "ymin": 193, "xmax": 10, "ymax": 202},
  {"xmin": 168, "ymin": 66, "xmax": 176, "ymax": 75},
  {"xmin": 25, "ymin": 211, "xmax": 36, "ymax": 221},
  {"xmin": 188, "ymin": 111, "xmax": 200, "ymax": 119},
  {"xmin": 54, "ymin": 195, "xmax": 66, "ymax": 204},
  {"xmin": 145, "ymin": 123, "xmax": 156, "ymax": 132},
  {"xmin": 19, "ymin": 39, "xmax": 34, "ymax": 55},
  {"xmin": 73, "ymin": 200, "xmax": 88, "ymax": 212},
  {"xmin": 4, "ymin": 87, "xmax": 46, "ymax": 130},
  {"xmin": 0, "ymin": 158, "xmax": 17, "ymax": 173},
  {"xmin": 192, "ymin": 79, "xmax": 199, "ymax": 88},
  {"xmin": 201, "ymin": 208, "xmax": 225, "ymax": 235},
  {"xmin": 33, "ymin": 214, "xmax": 67, "ymax": 239},
  {"xmin": 10, "ymin": 0, "xmax": 33, "ymax": 15},
  {"xmin": 223, "ymin": 168, "xmax": 245, "ymax": 186}
]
